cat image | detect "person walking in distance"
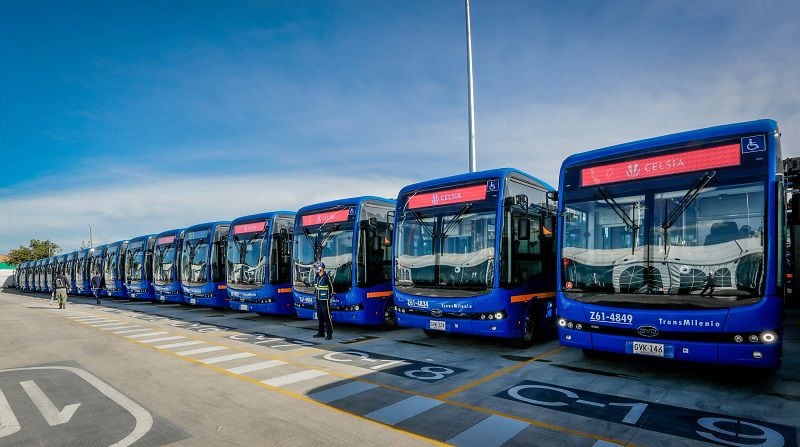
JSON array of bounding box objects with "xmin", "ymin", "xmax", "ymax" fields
[
  {"xmin": 54, "ymin": 269, "xmax": 69, "ymax": 310},
  {"xmin": 91, "ymin": 270, "xmax": 104, "ymax": 305},
  {"xmin": 313, "ymin": 262, "xmax": 334, "ymax": 340},
  {"xmin": 699, "ymin": 270, "xmax": 716, "ymax": 297}
]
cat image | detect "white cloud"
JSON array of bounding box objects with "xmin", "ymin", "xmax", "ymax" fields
[{"xmin": 0, "ymin": 172, "xmax": 413, "ymax": 253}]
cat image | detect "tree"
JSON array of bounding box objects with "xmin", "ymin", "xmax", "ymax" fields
[{"xmin": 7, "ymin": 239, "xmax": 61, "ymax": 265}]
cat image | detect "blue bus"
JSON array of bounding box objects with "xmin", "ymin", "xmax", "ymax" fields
[
  {"xmin": 181, "ymin": 221, "xmax": 231, "ymax": 307},
  {"xmin": 55, "ymin": 254, "xmax": 68, "ymax": 291},
  {"xmin": 65, "ymin": 251, "xmax": 78, "ymax": 295},
  {"xmin": 153, "ymin": 229, "xmax": 184, "ymax": 303},
  {"xmin": 75, "ymin": 248, "xmax": 92, "ymax": 295},
  {"xmin": 227, "ymin": 212, "xmax": 296, "ymax": 315},
  {"xmin": 393, "ymin": 168, "xmax": 557, "ymax": 346},
  {"xmin": 292, "ymin": 197, "xmax": 397, "ymax": 328},
  {"xmin": 103, "ymin": 240, "xmax": 129, "ymax": 298},
  {"xmin": 125, "ymin": 234, "xmax": 157, "ymax": 300},
  {"xmin": 557, "ymin": 120, "xmax": 784, "ymax": 368},
  {"xmin": 44, "ymin": 257, "xmax": 56, "ymax": 293},
  {"xmin": 89, "ymin": 245, "xmax": 107, "ymax": 293},
  {"xmin": 31, "ymin": 260, "xmax": 40, "ymax": 291},
  {"xmin": 36, "ymin": 259, "xmax": 46, "ymax": 292}
]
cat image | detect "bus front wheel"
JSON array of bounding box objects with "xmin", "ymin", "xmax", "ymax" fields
[
  {"xmin": 511, "ymin": 307, "xmax": 539, "ymax": 349},
  {"xmin": 423, "ymin": 329, "xmax": 445, "ymax": 338},
  {"xmin": 380, "ymin": 301, "xmax": 397, "ymax": 331}
]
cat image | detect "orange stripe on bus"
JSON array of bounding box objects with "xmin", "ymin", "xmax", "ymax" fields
[
  {"xmin": 366, "ymin": 291, "xmax": 393, "ymax": 298},
  {"xmin": 218, "ymin": 284, "xmax": 227, "ymax": 290},
  {"xmin": 278, "ymin": 288, "xmax": 292, "ymax": 293},
  {"xmin": 510, "ymin": 292, "xmax": 556, "ymax": 303}
]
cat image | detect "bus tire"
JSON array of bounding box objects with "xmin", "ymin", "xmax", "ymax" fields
[
  {"xmin": 423, "ymin": 329, "xmax": 444, "ymax": 338},
  {"xmin": 511, "ymin": 307, "xmax": 539, "ymax": 348},
  {"xmin": 582, "ymin": 349, "xmax": 603, "ymax": 359},
  {"xmin": 380, "ymin": 300, "xmax": 397, "ymax": 331}
]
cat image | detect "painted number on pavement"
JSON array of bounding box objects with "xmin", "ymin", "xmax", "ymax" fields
[{"xmin": 319, "ymin": 350, "xmax": 465, "ymax": 382}]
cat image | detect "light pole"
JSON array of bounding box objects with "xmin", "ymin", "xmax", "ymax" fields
[
  {"xmin": 88, "ymin": 225, "xmax": 93, "ymax": 248},
  {"xmin": 466, "ymin": 0, "xmax": 477, "ymax": 173}
]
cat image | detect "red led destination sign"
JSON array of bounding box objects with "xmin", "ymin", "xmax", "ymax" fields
[
  {"xmin": 580, "ymin": 143, "xmax": 741, "ymax": 187},
  {"xmin": 157, "ymin": 235, "xmax": 175, "ymax": 245},
  {"xmin": 233, "ymin": 222, "xmax": 265, "ymax": 235},
  {"xmin": 301, "ymin": 209, "xmax": 351, "ymax": 227},
  {"xmin": 407, "ymin": 184, "xmax": 487, "ymax": 210}
]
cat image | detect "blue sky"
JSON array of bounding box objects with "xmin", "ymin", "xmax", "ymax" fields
[{"xmin": 1, "ymin": 0, "xmax": 799, "ymax": 254}]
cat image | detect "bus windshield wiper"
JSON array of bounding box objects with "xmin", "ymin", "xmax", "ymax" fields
[
  {"xmin": 406, "ymin": 211, "xmax": 435, "ymax": 238},
  {"xmin": 441, "ymin": 203, "xmax": 473, "ymax": 238},
  {"xmin": 660, "ymin": 171, "xmax": 716, "ymax": 252},
  {"xmin": 597, "ymin": 188, "xmax": 639, "ymax": 254},
  {"xmin": 318, "ymin": 223, "xmax": 341, "ymax": 253},
  {"xmin": 661, "ymin": 171, "xmax": 716, "ymax": 230}
]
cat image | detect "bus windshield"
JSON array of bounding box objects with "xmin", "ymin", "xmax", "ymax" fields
[
  {"xmin": 125, "ymin": 242, "xmax": 145, "ymax": 281},
  {"xmin": 562, "ymin": 175, "xmax": 765, "ymax": 308},
  {"xmin": 182, "ymin": 231, "xmax": 210, "ymax": 285},
  {"xmin": 293, "ymin": 215, "xmax": 354, "ymax": 295},
  {"xmin": 395, "ymin": 202, "xmax": 497, "ymax": 297},
  {"xmin": 154, "ymin": 242, "xmax": 177, "ymax": 285},
  {"xmin": 104, "ymin": 247, "xmax": 119, "ymax": 284},
  {"xmin": 227, "ymin": 229, "xmax": 268, "ymax": 289}
]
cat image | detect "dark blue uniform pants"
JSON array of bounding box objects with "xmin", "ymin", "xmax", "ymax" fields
[{"xmin": 316, "ymin": 299, "xmax": 333, "ymax": 337}]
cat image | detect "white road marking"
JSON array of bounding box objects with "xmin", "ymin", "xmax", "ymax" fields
[
  {"xmin": 365, "ymin": 395, "xmax": 442, "ymax": 425},
  {"xmin": 198, "ymin": 353, "xmax": 256, "ymax": 365},
  {"xmin": 125, "ymin": 332, "xmax": 168, "ymax": 339},
  {"xmin": 447, "ymin": 414, "xmax": 529, "ymax": 447},
  {"xmin": 175, "ymin": 346, "xmax": 227, "ymax": 356},
  {"xmin": 0, "ymin": 366, "xmax": 153, "ymax": 447},
  {"xmin": 19, "ymin": 381, "xmax": 80, "ymax": 426},
  {"xmin": 226, "ymin": 360, "xmax": 286, "ymax": 375},
  {"xmin": 310, "ymin": 381, "xmax": 378, "ymax": 404},
  {"xmin": 139, "ymin": 336, "xmax": 186, "ymax": 344},
  {"xmin": 100, "ymin": 325, "xmax": 139, "ymax": 331},
  {"xmin": 261, "ymin": 370, "xmax": 328, "ymax": 387},
  {"xmin": 156, "ymin": 340, "xmax": 205, "ymax": 349},
  {"xmin": 0, "ymin": 388, "xmax": 21, "ymax": 438},
  {"xmin": 592, "ymin": 441, "xmax": 625, "ymax": 447},
  {"xmin": 112, "ymin": 328, "xmax": 153, "ymax": 335},
  {"xmin": 91, "ymin": 322, "xmax": 126, "ymax": 328}
]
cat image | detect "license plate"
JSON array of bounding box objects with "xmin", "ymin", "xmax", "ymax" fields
[
  {"xmin": 190, "ymin": 298, "xmax": 196, "ymax": 305},
  {"xmin": 159, "ymin": 296, "xmax": 166, "ymax": 302},
  {"xmin": 239, "ymin": 304, "xmax": 248, "ymax": 311},
  {"xmin": 630, "ymin": 341, "xmax": 667, "ymax": 357},
  {"xmin": 429, "ymin": 320, "xmax": 446, "ymax": 331}
]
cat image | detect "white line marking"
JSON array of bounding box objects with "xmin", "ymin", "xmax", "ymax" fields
[
  {"xmin": 365, "ymin": 395, "xmax": 442, "ymax": 425},
  {"xmin": 0, "ymin": 366, "xmax": 152, "ymax": 447},
  {"xmin": 261, "ymin": 370, "xmax": 328, "ymax": 387},
  {"xmin": 126, "ymin": 332, "xmax": 169, "ymax": 339},
  {"xmin": 0, "ymin": 388, "xmax": 21, "ymax": 438},
  {"xmin": 175, "ymin": 346, "xmax": 227, "ymax": 356},
  {"xmin": 198, "ymin": 352, "xmax": 256, "ymax": 364},
  {"xmin": 226, "ymin": 360, "xmax": 286, "ymax": 375},
  {"xmin": 139, "ymin": 336, "xmax": 186, "ymax": 344},
  {"xmin": 73, "ymin": 317, "xmax": 114, "ymax": 322},
  {"xmin": 592, "ymin": 441, "xmax": 625, "ymax": 447},
  {"xmin": 447, "ymin": 414, "xmax": 529, "ymax": 447},
  {"xmin": 112, "ymin": 328, "xmax": 153, "ymax": 335},
  {"xmin": 100, "ymin": 325, "xmax": 139, "ymax": 331},
  {"xmin": 156, "ymin": 340, "xmax": 205, "ymax": 349},
  {"xmin": 91, "ymin": 322, "xmax": 125, "ymax": 328},
  {"xmin": 19, "ymin": 381, "xmax": 80, "ymax": 426},
  {"xmin": 309, "ymin": 381, "xmax": 377, "ymax": 404}
]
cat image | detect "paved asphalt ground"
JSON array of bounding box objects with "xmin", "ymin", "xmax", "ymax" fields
[{"xmin": 1, "ymin": 289, "xmax": 798, "ymax": 446}]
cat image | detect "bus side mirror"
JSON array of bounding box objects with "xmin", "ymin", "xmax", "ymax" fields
[
  {"xmin": 518, "ymin": 218, "xmax": 531, "ymax": 241},
  {"xmin": 384, "ymin": 224, "xmax": 394, "ymax": 246},
  {"xmin": 545, "ymin": 216, "xmax": 556, "ymax": 238}
]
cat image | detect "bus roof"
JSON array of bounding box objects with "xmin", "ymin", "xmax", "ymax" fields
[
  {"xmin": 297, "ymin": 196, "xmax": 395, "ymax": 214},
  {"xmin": 127, "ymin": 234, "xmax": 157, "ymax": 243},
  {"xmin": 398, "ymin": 167, "xmax": 554, "ymax": 196},
  {"xmin": 230, "ymin": 211, "xmax": 296, "ymax": 224},
  {"xmin": 155, "ymin": 228, "xmax": 184, "ymax": 237},
  {"xmin": 184, "ymin": 221, "xmax": 231, "ymax": 232},
  {"xmin": 561, "ymin": 119, "xmax": 779, "ymax": 169}
]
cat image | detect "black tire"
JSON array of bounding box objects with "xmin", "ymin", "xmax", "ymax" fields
[
  {"xmin": 380, "ymin": 301, "xmax": 397, "ymax": 331},
  {"xmin": 510, "ymin": 307, "xmax": 538, "ymax": 349},
  {"xmin": 423, "ymin": 329, "xmax": 445, "ymax": 337},
  {"xmin": 582, "ymin": 349, "xmax": 603, "ymax": 359}
]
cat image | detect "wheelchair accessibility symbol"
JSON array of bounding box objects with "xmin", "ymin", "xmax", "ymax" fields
[
  {"xmin": 741, "ymin": 135, "xmax": 766, "ymax": 153},
  {"xmin": 487, "ymin": 180, "xmax": 498, "ymax": 192}
]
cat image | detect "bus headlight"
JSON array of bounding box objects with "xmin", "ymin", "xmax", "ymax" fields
[
  {"xmin": 734, "ymin": 335, "xmax": 744, "ymax": 343},
  {"xmin": 494, "ymin": 312, "xmax": 503, "ymax": 320},
  {"xmin": 760, "ymin": 332, "xmax": 778, "ymax": 343},
  {"xmin": 558, "ymin": 318, "xmax": 567, "ymax": 327},
  {"xmin": 748, "ymin": 335, "xmax": 759, "ymax": 343}
]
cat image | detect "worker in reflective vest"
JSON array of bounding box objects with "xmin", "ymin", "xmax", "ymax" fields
[{"xmin": 313, "ymin": 262, "xmax": 333, "ymax": 340}]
